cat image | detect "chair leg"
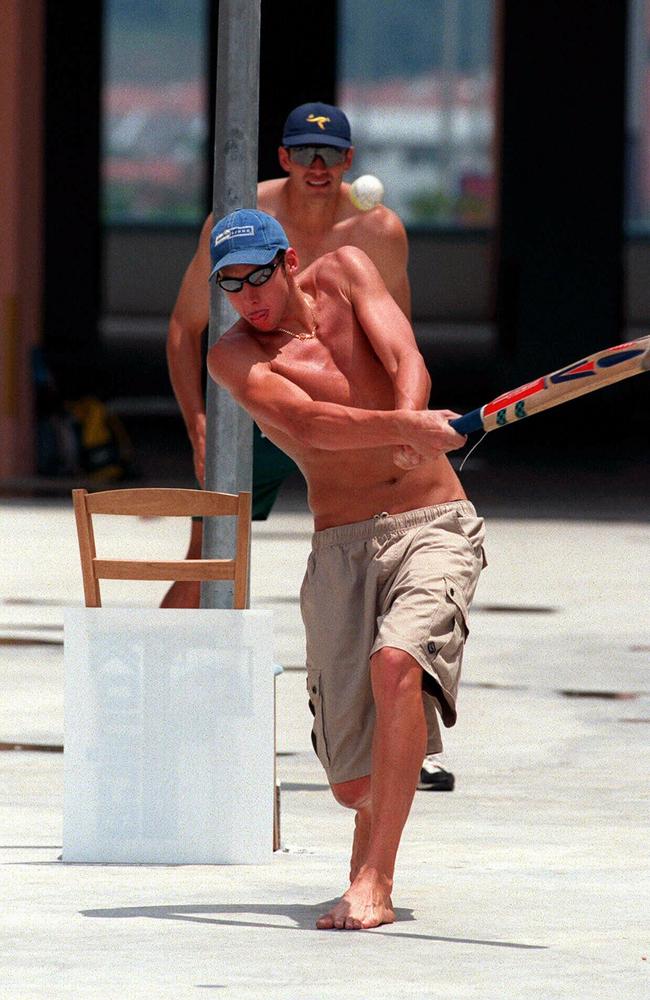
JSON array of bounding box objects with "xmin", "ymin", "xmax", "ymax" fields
[
  {"xmin": 273, "ymin": 674, "xmax": 280, "ymax": 851},
  {"xmin": 273, "ymin": 782, "xmax": 281, "ymax": 852}
]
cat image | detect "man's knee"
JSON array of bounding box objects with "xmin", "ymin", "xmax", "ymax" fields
[
  {"xmin": 331, "ymin": 775, "xmax": 371, "ymax": 811},
  {"xmin": 370, "ymin": 646, "xmax": 423, "ymax": 707}
]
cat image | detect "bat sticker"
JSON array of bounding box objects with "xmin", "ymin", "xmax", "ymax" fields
[{"xmin": 483, "ymin": 377, "xmax": 546, "ymax": 417}]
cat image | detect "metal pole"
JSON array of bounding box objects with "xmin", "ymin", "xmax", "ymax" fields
[{"xmin": 201, "ymin": 0, "xmax": 260, "ymax": 608}]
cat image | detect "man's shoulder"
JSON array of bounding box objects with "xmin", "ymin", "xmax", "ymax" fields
[
  {"xmin": 211, "ymin": 323, "xmax": 262, "ymax": 365},
  {"xmin": 257, "ymin": 178, "xmax": 286, "ymax": 212},
  {"xmin": 334, "ymin": 191, "xmax": 407, "ymax": 257},
  {"xmin": 305, "ymin": 245, "xmax": 374, "ymax": 294},
  {"xmin": 310, "ymin": 244, "xmax": 369, "ymax": 275},
  {"xmin": 347, "ymin": 202, "xmax": 407, "ymax": 244},
  {"xmin": 209, "ymin": 324, "xmax": 270, "ymax": 389}
]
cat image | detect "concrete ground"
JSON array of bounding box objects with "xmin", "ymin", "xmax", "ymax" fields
[{"xmin": 1, "ymin": 467, "xmax": 649, "ymax": 999}]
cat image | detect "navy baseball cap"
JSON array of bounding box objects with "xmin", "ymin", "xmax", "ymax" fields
[
  {"xmin": 209, "ymin": 209, "xmax": 289, "ymax": 279},
  {"xmin": 282, "ymin": 102, "xmax": 352, "ymax": 149}
]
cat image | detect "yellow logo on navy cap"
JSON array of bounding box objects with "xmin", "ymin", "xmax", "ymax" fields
[{"xmin": 307, "ymin": 114, "xmax": 331, "ymax": 131}]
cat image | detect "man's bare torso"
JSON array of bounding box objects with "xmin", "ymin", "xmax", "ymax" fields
[{"xmin": 215, "ymin": 253, "xmax": 464, "ymax": 529}]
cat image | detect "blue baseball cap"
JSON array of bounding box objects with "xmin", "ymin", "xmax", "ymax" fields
[
  {"xmin": 282, "ymin": 102, "xmax": 352, "ymax": 150},
  {"xmin": 209, "ymin": 209, "xmax": 290, "ymax": 279}
]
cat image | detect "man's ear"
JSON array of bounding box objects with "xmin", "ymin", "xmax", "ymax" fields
[
  {"xmin": 284, "ymin": 247, "xmax": 299, "ymax": 272},
  {"xmin": 343, "ymin": 147, "xmax": 355, "ymax": 172},
  {"xmin": 278, "ymin": 146, "xmax": 292, "ymax": 173}
]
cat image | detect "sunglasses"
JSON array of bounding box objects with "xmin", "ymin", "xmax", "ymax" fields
[
  {"xmin": 288, "ymin": 145, "xmax": 348, "ymax": 168},
  {"xmin": 216, "ymin": 256, "xmax": 283, "ymax": 293}
]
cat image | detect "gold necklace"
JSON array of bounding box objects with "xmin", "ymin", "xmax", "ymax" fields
[{"xmin": 276, "ymin": 296, "xmax": 318, "ymax": 341}]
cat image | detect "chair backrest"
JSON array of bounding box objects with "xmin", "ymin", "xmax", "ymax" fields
[{"xmin": 72, "ymin": 487, "xmax": 252, "ymax": 609}]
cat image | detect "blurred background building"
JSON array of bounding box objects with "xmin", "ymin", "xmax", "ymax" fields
[{"xmin": 1, "ymin": 1, "xmax": 648, "ymax": 486}]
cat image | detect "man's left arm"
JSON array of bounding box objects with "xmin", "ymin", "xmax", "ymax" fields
[
  {"xmin": 344, "ymin": 246, "xmax": 431, "ymax": 467},
  {"xmin": 345, "ymin": 247, "xmax": 430, "ymax": 408}
]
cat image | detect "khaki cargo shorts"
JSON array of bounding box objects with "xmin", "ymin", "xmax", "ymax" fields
[{"xmin": 300, "ymin": 500, "xmax": 486, "ymax": 785}]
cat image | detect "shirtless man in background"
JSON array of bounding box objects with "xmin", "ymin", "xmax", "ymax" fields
[{"xmin": 207, "ymin": 210, "xmax": 486, "ymax": 929}]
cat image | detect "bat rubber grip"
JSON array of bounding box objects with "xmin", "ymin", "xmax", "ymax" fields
[{"xmin": 449, "ymin": 409, "xmax": 484, "ymax": 435}]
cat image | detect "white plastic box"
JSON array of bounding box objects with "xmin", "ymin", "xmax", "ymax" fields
[{"xmin": 63, "ymin": 608, "xmax": 274, "ymax": 864}]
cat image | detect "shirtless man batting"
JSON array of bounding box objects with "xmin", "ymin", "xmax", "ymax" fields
[
  {"xmin": 207, "ymin": 209, "xmax": 486, "ymax": 930},
  {"xmin": 166, "ymin": 101, "xmax": 454, "ymax": 790}
]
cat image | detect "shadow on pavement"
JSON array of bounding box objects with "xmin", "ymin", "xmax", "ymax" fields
[{"xmin": 79, "ymin": 901, "xmax": 548, "ymax": 949}]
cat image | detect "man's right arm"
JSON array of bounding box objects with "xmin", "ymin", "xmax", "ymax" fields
[
  {"xmin": 208, "ymin": 338, "xmax": 465, "ymax": 458},
  {"xmin": 166, "ymin": 213, "xmax": 213, "ymax": 484}
]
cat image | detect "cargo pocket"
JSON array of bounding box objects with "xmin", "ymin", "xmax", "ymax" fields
[
  {"xmin": 422, "ymin": 577, "xmax": 470, "ymax": 726},
  {"xmin": 444, "ymin": 576, "xmax": 469, "ymax": 639},
  {"xmin": 306, "ymin": 669, "xmax": 331, "ymax": 769}
]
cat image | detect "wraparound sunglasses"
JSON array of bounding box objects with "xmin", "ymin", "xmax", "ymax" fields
[
  {"xmin": 216, "ymin": 257, "xmax": 283, "ymax": 293},
  {"xmin": 287, "ymin": 145, "xmax": 348, "ymax": 167}
]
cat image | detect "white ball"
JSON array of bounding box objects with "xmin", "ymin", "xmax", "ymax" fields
[{"xmin": 349, "ymin": 174, "xmax": 385, "ymax": 212}]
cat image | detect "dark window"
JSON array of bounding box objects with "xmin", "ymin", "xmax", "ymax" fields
[{"xmin": 102, "ymin": 0, "xmax": 209, "ymax": 225}]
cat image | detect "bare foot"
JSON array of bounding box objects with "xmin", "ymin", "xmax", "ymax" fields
[
  {"xmin": 349, "ymin": 810, "xmax": 371, "ymax": 883},
  {"xmin": 316, "ymin": 867, "xmax": 395, "ymax": 930}
]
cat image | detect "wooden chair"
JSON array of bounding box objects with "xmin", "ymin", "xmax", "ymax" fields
[
  {"xmin": 71, "ymin": 486, "xmax": 280, "ymax": 853},
  {"xmin": 72, "ymin": 487, "xmax": 251, "ymax": 609}
]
